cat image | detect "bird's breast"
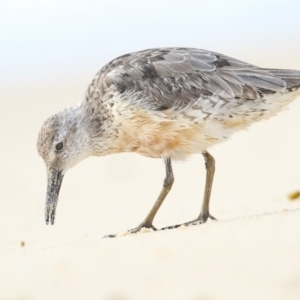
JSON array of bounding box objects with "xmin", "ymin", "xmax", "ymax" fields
[{"xmin": 112, "ymin": 107, "xmax": 224, "ymax": 159}]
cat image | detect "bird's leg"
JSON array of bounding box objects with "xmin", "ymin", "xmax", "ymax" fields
[
  {"xmin": 196, "ymin": 151, "xmax": 217, "ymax": 223},
  {"xmin": 104, "ymin": 157, "xmax": 174, "ymax": 238},
  {"xmin": 161, "ymin": 151, "xmax": 217, "ymax": 230}
]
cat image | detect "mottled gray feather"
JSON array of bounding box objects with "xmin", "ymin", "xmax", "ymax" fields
[{"xmin": 95, "ymin": 48, "xmax": 300, "ymax": 110}]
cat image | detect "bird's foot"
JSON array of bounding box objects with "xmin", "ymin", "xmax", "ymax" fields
[
  {"xmin": 160, "ymin": 212, "xmax": 217, "ymax": 231},
  {"xmin": 103, "ymin": 222, "xmax": 157, "ymax": 238}
]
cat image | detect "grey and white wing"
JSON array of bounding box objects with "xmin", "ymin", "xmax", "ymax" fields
[{"xmin": 95, "ymin": 48, "xmax": 300, "ymax": 111}]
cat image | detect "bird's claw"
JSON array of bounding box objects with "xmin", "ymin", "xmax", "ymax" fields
[
  {"xmin": 103, "ymin": 223, "xmax": 157, "ymax": 238},
  {"xmin": 160, "ymin": 213, "xmax": 217, "ymax": 231},
  {"xmin": 128, "ymin": 223, "xmax": 157, "ymax": 234}
]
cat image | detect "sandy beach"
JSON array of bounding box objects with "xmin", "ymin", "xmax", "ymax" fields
[
  {"xmin": 1, "ymin": 1, "xmax": 300, "ymax": 299},
  {"xmin": 1, "ymin": 72, "xmax": 300, "ymax": 300}
]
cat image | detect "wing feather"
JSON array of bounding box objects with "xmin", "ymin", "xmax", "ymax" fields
[{"xmin": 96, "ymin": 48, "xmax": 300, "ymax": 110}]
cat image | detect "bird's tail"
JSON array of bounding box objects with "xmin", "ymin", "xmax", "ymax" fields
[{"xmin": 264, "ymin": 69, "xmax": 300, "ymax": 91}]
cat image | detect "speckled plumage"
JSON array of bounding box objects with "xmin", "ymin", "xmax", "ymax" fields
[
  {"xmin": 81, "ymin": 47, "xmax": 300, "ymax": 159},
  {"xmin": 37, "ymin": 47, "xmax": 300, "ymax": 231}
]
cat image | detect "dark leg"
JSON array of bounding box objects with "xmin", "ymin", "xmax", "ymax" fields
[
  {"xmin": 104, "ymin": 157, "xmax": 174, "ymax": 238},
  {"xmin": 161, "ymin": 151, "xmax": 216, "ymax": 230}
]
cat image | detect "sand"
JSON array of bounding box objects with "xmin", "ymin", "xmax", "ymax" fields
[
  {"xmin": 0, "ymin": 69, "xmax": 299, "ymax": 299},
  {"xmin": 1, "ymin": 210, "xmax": 300, "ymax": 300},
  {"xmin": 1, "ymin": 13, "xmax": 300, "ymax": 295}
]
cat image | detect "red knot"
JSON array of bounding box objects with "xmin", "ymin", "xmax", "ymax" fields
[{"xmin": 37, "ymin": 48, "xmax": 300, "ymax": 237}]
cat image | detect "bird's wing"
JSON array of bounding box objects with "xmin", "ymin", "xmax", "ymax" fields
[{"xmin": 96, "ymin": 48, "xmax": 295, "ymax": 111}]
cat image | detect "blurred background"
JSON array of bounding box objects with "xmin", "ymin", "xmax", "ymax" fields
[{"xmin": 1, "ymin": 0, "xmax": 300, "ymax": 298}]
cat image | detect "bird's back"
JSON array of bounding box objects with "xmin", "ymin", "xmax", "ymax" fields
[{"xmin": 96, "ymin": 48, "xmax": 299, "ymax": 103}]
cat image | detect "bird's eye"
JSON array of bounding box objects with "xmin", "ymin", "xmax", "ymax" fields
[{"xmin": 55, "ymin": 142, "xmax": 63, "ymax": 151}]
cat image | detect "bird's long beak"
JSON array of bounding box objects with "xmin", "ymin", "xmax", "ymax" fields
[{"xmin": 45, "ymin": 168, "xmax": 64, "ymax": 225}]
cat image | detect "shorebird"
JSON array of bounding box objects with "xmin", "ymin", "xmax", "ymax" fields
[{"xmin": 37, "ymin": 48, "xmax": 300, "ymax": 237}]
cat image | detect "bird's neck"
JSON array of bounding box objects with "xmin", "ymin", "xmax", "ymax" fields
[{"xmin": 77, "ymin": 103, "xmax": 118, "ymax": 157}]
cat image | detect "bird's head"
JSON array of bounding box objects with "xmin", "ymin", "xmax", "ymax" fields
[{"xmin": 37, "ymin": 106, "xmax": 91, "ymax": 225}]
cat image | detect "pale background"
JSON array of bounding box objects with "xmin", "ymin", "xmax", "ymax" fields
[{"xmin": 1, "ymin": 0, "xmax": 300, "ymax": 299}]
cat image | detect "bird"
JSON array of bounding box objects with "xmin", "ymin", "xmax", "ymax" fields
[{"xmin": 37, "ymin": 47, "xmax": 300, "ymax": 237}]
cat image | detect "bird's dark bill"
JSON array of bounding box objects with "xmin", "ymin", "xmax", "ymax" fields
[{"xmin": 45, "ymin": 169, "xmax": 64, "ymax": 225}]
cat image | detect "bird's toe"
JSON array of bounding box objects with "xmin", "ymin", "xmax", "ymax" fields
[
  {"xmin": 103, "ymin": 223, "xmax": 157, "ymax": 238},
  {"xmin": 160, "ymin": 213, "xmax": 217, "ymax": 231}
]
